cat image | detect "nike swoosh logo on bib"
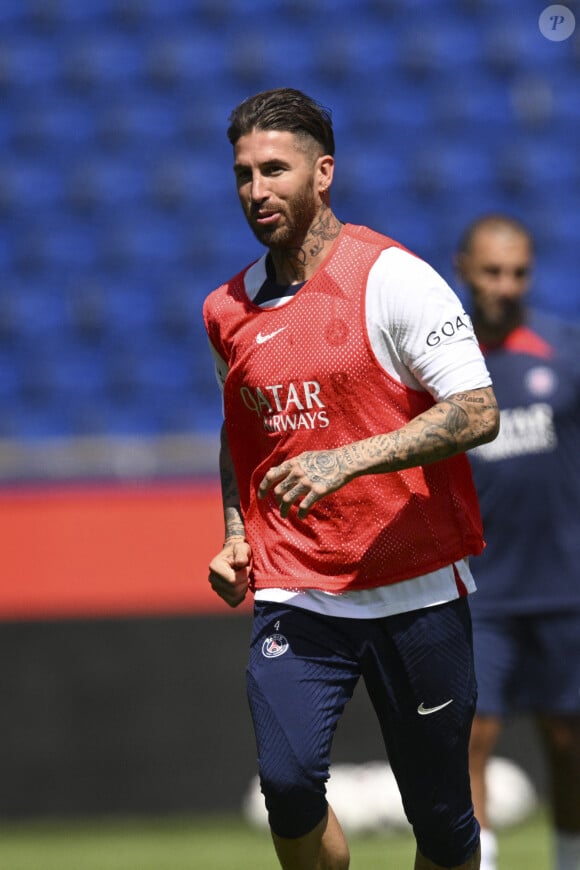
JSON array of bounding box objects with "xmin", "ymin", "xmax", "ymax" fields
[{"xmin": 256, "ymin": 327, "xmax": 287, "ymax": 344}]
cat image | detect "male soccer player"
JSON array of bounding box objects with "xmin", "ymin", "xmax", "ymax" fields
[
  {"xmin": 456, "ymin": 214, "xmax": 580, "ymax": 870},
  {"xmin": 203, "ymin": 88, "xmax": 499, "ymax": 870}
]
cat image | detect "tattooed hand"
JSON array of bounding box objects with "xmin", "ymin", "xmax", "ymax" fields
[
  {"xmin": 257, "ymin": 386, "xmax": 499, "ymax": 521},
  {"xmin": 258, "ymin": 449, "xmax": 353, "ymax": 520}
]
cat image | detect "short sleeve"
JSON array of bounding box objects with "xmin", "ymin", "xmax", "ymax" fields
[{"xmin": 366, "ymin": 247, "xmax": 492, "ymax": 400}]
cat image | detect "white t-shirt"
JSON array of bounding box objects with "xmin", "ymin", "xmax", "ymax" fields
[{"xmin": 210, "ymin": 246, "xmax": 492, "ymax": 618}]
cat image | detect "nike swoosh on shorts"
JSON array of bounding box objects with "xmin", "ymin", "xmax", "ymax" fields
[{"xmin": 417, "ymin": 699, "xmax": 454, "ymax": 716}]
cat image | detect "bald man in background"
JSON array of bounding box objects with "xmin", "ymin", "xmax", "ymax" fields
[{"xmin": 456, "ymin": 215, "xmax": 580, "ymax": 870}]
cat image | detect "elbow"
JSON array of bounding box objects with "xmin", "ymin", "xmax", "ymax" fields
[
  {"xmin": 490, "ymin": 407, "xmax": 501, "ymax": 441},
  {"xmin": 476, "ymin": 407, "xmax": 500, "ymax": 447},
  {"xmin": 470, "ymin": 385, "xmax": 500, "ymax": 448}
]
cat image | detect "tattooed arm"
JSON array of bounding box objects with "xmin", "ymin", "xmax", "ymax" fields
[
  {"xmin": 258, "ymin": 385, "xmax": 499, "ymax": 520},
  {"xmin": 219, "ymin": 424, "xmax": 246, "ymax": 543},
  {"xmin": 208, "ymin": 424, "xmax": 251, "ymax": 607}
]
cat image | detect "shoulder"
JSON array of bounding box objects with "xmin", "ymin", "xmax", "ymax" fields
[
  {"xmin": 344, "ymin": 223, "xmax": 418, "ymax": 260},
  {"xmin": 529, "ymin": 308, "xmax": 580, "ymax": 343},
  {"xmin": 368, "ymin": 246, "xmax": 460, "ymax": 309},
  {"xmin": 528, "ymin": 309, "xmax": 580, "ymax": 367}
]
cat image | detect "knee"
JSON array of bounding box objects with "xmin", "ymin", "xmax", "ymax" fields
[
  {"xmin": 263, "ymin": 784, "xmax": 328, "ymax": 839},
  {"xmin": 540, "ymin": 716, "xmax": 580, "ymax": 762},
  {"xmin": 413, "ymin": 805, "xmax": 480, "ymax": 867},
  {"xmin": 259, "ymin": 754, "xmax": 328, "ymax": 838}
]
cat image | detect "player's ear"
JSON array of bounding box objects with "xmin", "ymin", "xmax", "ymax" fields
[{"xmin": 317, "ymin": 154, "xmax": 334, "ymax": 196}]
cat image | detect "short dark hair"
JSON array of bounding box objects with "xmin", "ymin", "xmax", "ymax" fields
[
  {"xmin": 227, "ymin": 87, "xmax": 335, "ymax": 156},
  {"xmin": 457, "ymin": 213, "xmax": 533, "ymax": 255}
]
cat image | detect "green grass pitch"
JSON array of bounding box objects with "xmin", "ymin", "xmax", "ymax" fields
[{"xmin": 0, "ymin": 809, "xmax": 551, "ymax": 869}]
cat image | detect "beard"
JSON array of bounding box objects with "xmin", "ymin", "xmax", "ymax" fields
[
  {"xmin": 245, "ymin": 188, "xmax": 318, "ymax": 251},
  {"xmin": 479, "ymin": 295, "xmax": 524, "ymax": 328}
]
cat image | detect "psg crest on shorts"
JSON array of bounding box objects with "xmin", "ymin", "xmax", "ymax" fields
[{"xmin": 262, "ymin": 633, "xmax": 289, "ymax": 658}]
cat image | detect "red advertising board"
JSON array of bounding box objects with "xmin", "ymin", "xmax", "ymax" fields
[{"xmin": 0, "ymin": 481, "xmax": 252, "ymax": 620}]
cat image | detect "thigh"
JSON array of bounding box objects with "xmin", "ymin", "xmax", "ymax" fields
[
  {"xmin": 528, "ymin": 611, "xmax": 580, "ymax": 714},
  {"xmin": 246, "ymin": 603, "xmax": 360, "ymax": 788},
  {"xmin": 362, "ymin": 598, "xmax": 479, "ymax": 866},
  {"xmin": 471, "ymin": 612, "xmax": 520, "ymax": 716},
  {"xmin": 364, "ymin": 598, "xmax": 478, "ymax": 784},
  {"xmin": 473, "ymin": 610, "xmax": 580, "ymax": 715}
]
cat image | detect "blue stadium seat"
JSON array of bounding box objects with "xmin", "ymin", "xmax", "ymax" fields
[
  {"xmin": 370, "ymin": 0, "xmax": 456, "ymax": 13},
  {"xmin": 181, "ymin": 95, "xmax": 231, "ymax": 147},
  {"xmin": 155, "ymin": 398, "xmax": 206, "ymax": 435},
  {"xmin": 496, "ymin": 139, "xmax": 579, "ymax": 196},
  {"xmin": 104, "ymin": 338, "xmax": 198, "ymax": 434},
  {"xmin": 377, "ymin": 206, "xmax": 439, "ymax": 264},
  {"xmin": 14, "ymin": 219, "xmax": 98, "ymax": 271},
  {"xmin": 0, "ymin": 109, "xmax": 10, "ymax": 153},
  {"xmin": 0, "ymin": 289, "xmax": 18, "ymax": 342},
  {"xmin": 509, "ymin": 74, "xmax": 557, "ymax": 130},
  {"xmin": 94, "ymin": 279, "xmax": 159, "ymax": 337},
  {"xmin": 111, "ymin": 0, "xmax": 204, "ymax": 28},
  {"xmin": 454, "ymin": 0, "xmax": 515, "ymax": 13},
  {"xmin": 10, "ymin": 98, "xmax": 97, "ymax": 154},
  {"xmin": 96, "ymin": 99, "xmax": 180, "ymax": 151},
  {"xmin": 155, "ymin": 275, "xmax": 206, "ymax": 339},
  {"xmin": 430, "ymin": 74, "xmax": 514, "ymax": 131},
  {"xmin": 408, "ymin": 140, "xmax": 497, "ymax": 198},
  {"xmin": 0, "ymin": 401, "xmax": 75, "ymax": 441},
  {"xmin": 314, "ymin": 24, "xmax": 399, "ymax": 83},
  {"xmin": 98, "ymin": 212, "xmax": 185, "ymax": 270},
  {"xmin": 26, "ymin": 343, "xmax": 108, "ymax": 401},
  {"xmin": 525, "ymin": 193, "xmax": 580, "ymax": 252},
  {"xmin": 145, "ymin": 32, "xmax": 228, "ymax": 89},
  {"xmin": 187, "ymin": 216, "xmax": 262, "ymax": 282},
  {"xmin": 223, "ymin": 25, "xmax": 317, "ymax": 86},
  {"xmin": 0, "ymin": 0, "xmax": 26, "ymax": 28},
  {"xmin": 482, "ymin": 15, "xmax": 557, "ymax": 74},
  {"xmin": 344, "ymin": 81, "xmax": 431, "ymax": 143},
  {"xmin": 66, "ymin": 157, "xmax": 148, "ymax": 212},
  {"xmin": 26, "ymin": 0, "xmax": 116, "ymax": 29},
  {"xmin": 62, "ymin": 33, "xmax": 145, "ymax": 91},
  {"xmin": 132, "ymin": 341, "xmax": 194, "ymax": 395},
  {"xmin": 67, "ymin": 396, "xmax": 159, "ymax": 437},
  {"xmin": 0, "ymin": 348, "xmax": 20, "ymax": 403},
  {"xmin": 94, "ymin": 397, "xmax": 168, "ymax": 437},
  {"xmin": 3, "ymin": 281, "xmax": 70, "ymax": 340},
  {"xmin": 433, "ymin": 192, "xmax": 527, "ymax": 259},
  {"xmin": 149, "ymin": 151, "xmax": 238, "ymax": 212},
  {"xmin": 531, "ymin": 250, "xmax": 580, "ymax": 318},
  {"xmin": 0, "ymin": 0, "xmax": 578, "ymax": 449},
  {"xmin": 0, "ymin": 38, "xmax": 61, "ymax": 91},
  {"xmin": 0, "ymin": 159, "xmax": 64, "ymax": 213},
  {"xmin": 396, "ymin": 16, "xmax": 484, "ymax": 78},
  {"xmin": 551, "ymin": 75, "xmax": 580, "ymax": 124},
  {"xmin": 333, "ymin": 142, "xmax": 409, "ymax": 203},
  {"xmin": 66, "ymin": 280, "xmax": 110, "ymax": 341},
  {"xmin": 0, "ymin": 225, "xmax": 13, "ymax": 271}
]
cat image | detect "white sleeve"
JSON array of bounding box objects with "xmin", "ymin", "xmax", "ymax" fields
[{"xmin": 366, "ymin": 247, "xmax": 492, "ymax": 401}]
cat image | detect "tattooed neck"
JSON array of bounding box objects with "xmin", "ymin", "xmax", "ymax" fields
[{"xmin": 271, "ymin": 208, "xmax": 343, "ymax": 283}]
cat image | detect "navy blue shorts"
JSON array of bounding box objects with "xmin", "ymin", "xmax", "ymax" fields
[
  {"xmin": 246, "ymin": 597, "xmax": 479, "ymax": 867},
  {"xmin": 472, "ymin": 610, "xmax": 580, "ymax": 716}
]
